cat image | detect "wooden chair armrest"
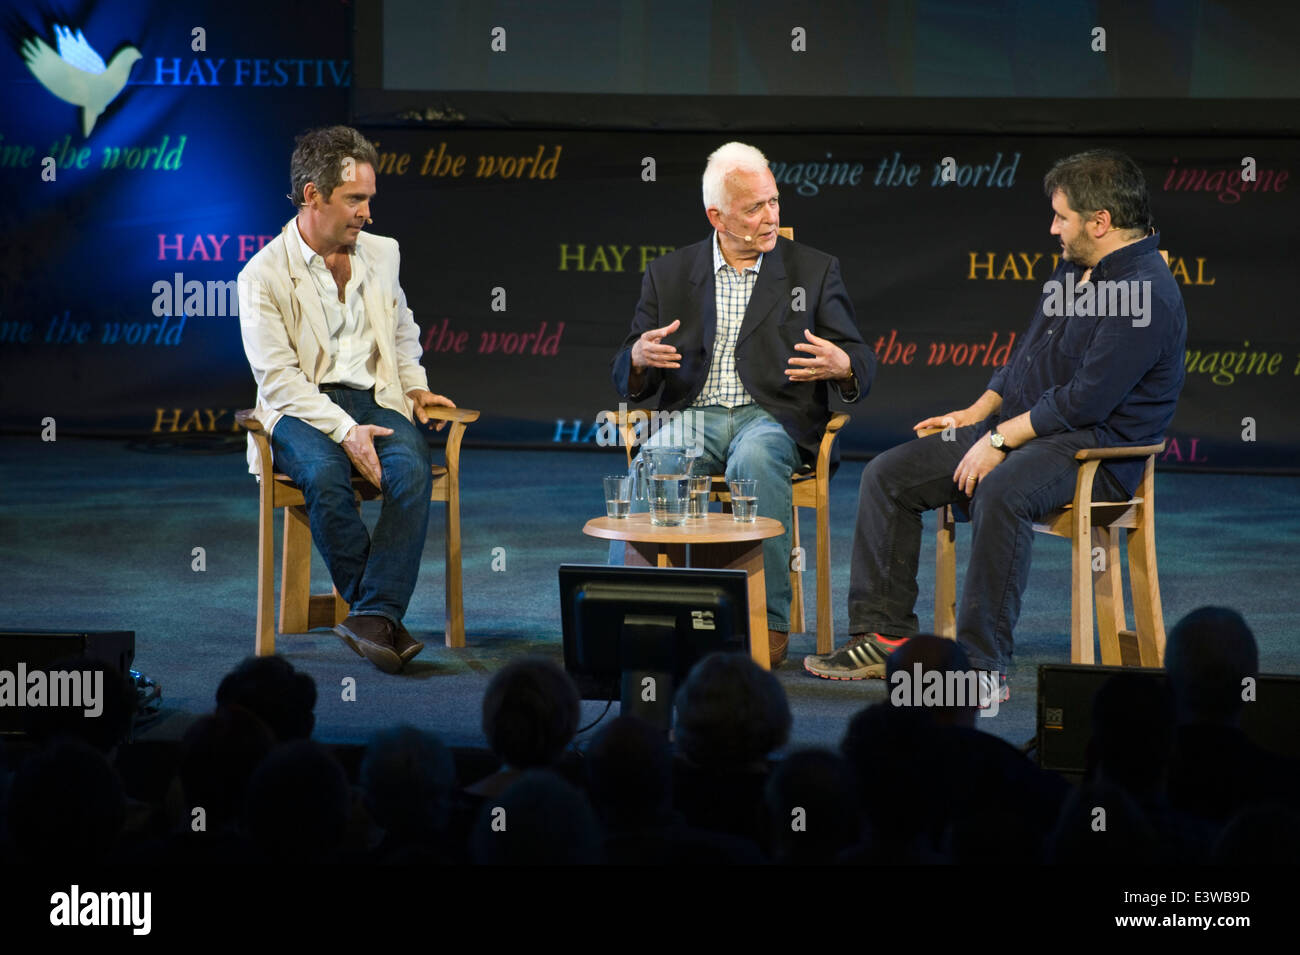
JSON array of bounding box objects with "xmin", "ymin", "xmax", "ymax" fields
[
  {"xmin": 603, "ymin": 407, "xmax": 655, "ymax": 467},
  {"xmin": 915, "ymin": 420, "xmax": 1170, "ymax": 462},
  {"xmin": 1072, "ymin": 458, "xmax": 1104, "ymax": 510},
  {"xmin": 814, "ymin": 413, "xmax": 851, "ymax": 476},
  {"xmin": 426, "ymin": 409, "xmax": 478, "ymax": 474},
  {"xmin": 235, "ymin": 409, "xmax": 264, "ymax": 432},
  {"xmin": 238, "ymin": 407, "xmax": 478, "ymax": 477},
  {"xmin": 608, "ymin": 407, "xmax": 653, "ymax": 434},
  {"xmin": 913, "ymin": 425, "xmax": 1163, "ymax": 464},
  {"xmin": 608, "ymin": 408, "xmax": 641, "ymax": 426},
  {"xmin": 235, "ymin": 409, "xmax": 274, "ymax": 480},
  {"xmin": 1074, "ymin": 442, "xmax": 1165, "ymax": 460},
  {"xmin": 238, "ymin": 407, "xmax": 480, "ymax": 429},
  {"xmin": 421, "ymin": 407, "xmax": 481, "ymax": 424}
]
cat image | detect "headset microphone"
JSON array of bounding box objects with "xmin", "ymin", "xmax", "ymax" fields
[
  {"xmin": 365, "ymin": 217, "xmax": 373, "ymax": 224},
  {"xmin": 725, "ymin": 229, "xmax": 753, "ymax": 242}
]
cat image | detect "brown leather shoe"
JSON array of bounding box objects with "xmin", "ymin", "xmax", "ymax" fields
[
  {"xmin": 392, "ymin": 621, "xmax": 425, "ymax": 665},
  {"xmin": 334, "ymin": 615, "xmax": 402, "ymax": 674},
  {"xmin": 334, "ymin": 623, "xmax": 364, "ymax": 658},
  {"xmin": 768, "ymin": 629, "xmax": 789, "ymax": 668}
]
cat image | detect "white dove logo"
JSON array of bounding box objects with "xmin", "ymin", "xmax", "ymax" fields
[{"xmin": 21, "ymin": 25, "xmax": 141, "ymax": 138}]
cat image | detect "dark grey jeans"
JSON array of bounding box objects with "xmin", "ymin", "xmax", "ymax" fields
[{"xmin": 847, "ymin": 424, "xmax": 1130, "ymax": 672}]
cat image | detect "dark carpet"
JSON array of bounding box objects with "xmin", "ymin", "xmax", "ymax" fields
[{"xmin": 1, "ymin": 435, "xmax": 1296, "ymax": 756}]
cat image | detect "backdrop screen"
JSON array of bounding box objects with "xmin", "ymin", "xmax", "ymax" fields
[
  {"xmin": 2, "ymin": 0, "xmax": 1297, "ymax": 476},
  {"xmin": 355, "ymin": 0, "xmax": 1300, "ymax": 131}
]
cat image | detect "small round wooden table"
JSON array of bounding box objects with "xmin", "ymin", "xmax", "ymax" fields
[{"xmin": 582, "ymin": 513, "xmax": 785, "ymax": 669}]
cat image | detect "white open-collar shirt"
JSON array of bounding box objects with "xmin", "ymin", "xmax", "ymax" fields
[{"xmin": 294, "ymin": 221, "xmax": 378, "ymax": 396}]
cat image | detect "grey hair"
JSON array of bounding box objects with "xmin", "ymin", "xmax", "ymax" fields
[
  {"xmin": 702, "ymin": 142, "xmax": 770, "ymax": 210},
  {"xmin": 289, "ymin": 125, "xmax": 379, "ymax": 208}
]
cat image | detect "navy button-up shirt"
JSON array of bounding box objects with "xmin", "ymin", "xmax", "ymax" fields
[{"xmin": 988, "ymin": 232, "xmax": 1187, "ymax": 495}]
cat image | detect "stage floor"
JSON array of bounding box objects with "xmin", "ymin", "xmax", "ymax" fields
[{"xmin": 1, "ymin": 435, "xmax": 1297, "ymax": 755}]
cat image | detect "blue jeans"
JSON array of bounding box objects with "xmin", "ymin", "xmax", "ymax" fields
[
  {"xmin": 269, "ymin": 386, "xmax": 433, "ymax": 625},
  {"xmin": 610, "ymin": 404, "xmax": 801, "ymax": 631},
  {"xmin": 847, "ymin": 424, "xmax": 1130, "ymax": 672}
]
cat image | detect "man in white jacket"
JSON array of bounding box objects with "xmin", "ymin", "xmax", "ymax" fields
[{"xmin": 238, "ymin": 125, "xmax": 456, "ymax": 674}]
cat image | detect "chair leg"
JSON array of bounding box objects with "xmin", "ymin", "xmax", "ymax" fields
[
  {"xmin": 1093, "ymin": 526, "xmax": 1125, "ymax": 666},
  {"xmin": 306, "ymin": 586, "xmax": 346, "ymax": 630},
  {"xmin": 788, "ymin": 504, "xmax": 806, "ymax": 635},
  {"xmin": 331, "ymin": 587, "xmax": 349, "ymax": 625},
  {"xmin": 1128, "ymin": 510, "xmax": 1165, "ymax": 667},
  {"xmin": 934, "ymin": 507, "xmax": 957, "ymax": 638},
  {"xmin": 255, "ymin": 495, "xmax": 277, "ymax": 656},
  {"xmin": 814, "ymin": 488, "xmax": 834, "ymax": 656},
  {"xmin": 1070, "ymin": 507, "xmax": 1095, "ymax": 665},
  {"xmin": 444, "ymin": 486, "xmax": 466, "ymax": 649},
  {"xmin": 279, "ymin": 504, "xmax": 312, "ymax": 634}
]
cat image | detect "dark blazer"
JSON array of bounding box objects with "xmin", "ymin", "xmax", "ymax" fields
[{"xmin": 610, "ymin": 235, "xmax": 875, "ymax": 463}]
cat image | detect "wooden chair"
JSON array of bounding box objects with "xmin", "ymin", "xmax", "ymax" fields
[
  {"xmin": 237, "ymin": 406, "xmax": 479, "ymax": 656},
  {"xmin": 606, "ymin": 408, "xmax": 848, "ymax": 656},
  {"xmin": 919, "ymin": 426, "xmax": 1166, "ymax": 666}
]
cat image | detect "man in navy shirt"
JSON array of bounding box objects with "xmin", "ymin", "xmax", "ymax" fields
[{"xmin": 805, "ymin": 150, "xmax": 1187, "ymax": 692}]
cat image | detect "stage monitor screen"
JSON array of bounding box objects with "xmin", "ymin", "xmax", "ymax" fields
[{"xmin": 558, "ymin": 564, "xmax": 750, "ymax": 721}]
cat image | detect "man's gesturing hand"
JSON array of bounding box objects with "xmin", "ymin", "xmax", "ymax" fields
[
  {"xmin": 631, "ymin": 319, "xmax": 682, "ymax": 370},
  {"xmin": 786, "ymin": 329, "xmax": 851, "ymax": 381},
  {"xmin": 407, "ymin": 388, "xmax": 458, "ymax": 432},
  {"xmin": 341, "ymin": 423, "xmax": 393, "ymax": 489}
]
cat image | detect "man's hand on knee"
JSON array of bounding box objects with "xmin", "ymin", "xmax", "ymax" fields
[
  {"xmin": 952, "ymin": 439, "xmax": 1006, "ymax": 496},
  {"xmin": 914, "ymin": 408, "xmax": 979, "ymax": 433},
  {"xmin": 915, "ymin": 391, "xmax": 1002, "ymax": 434},
  {"xmin": 341, "ymin": 424, "xmax": 393, "ymax": 489}
]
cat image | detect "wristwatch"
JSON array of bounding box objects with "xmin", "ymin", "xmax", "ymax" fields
[{"xmin": 989, "ymin": 430, "xmax": 1007, "ymax": 451}]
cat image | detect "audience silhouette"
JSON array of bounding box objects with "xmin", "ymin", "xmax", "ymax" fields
[{"xmin": 0, "ymin": 604, "xmax": 1294, "ymax": 866}]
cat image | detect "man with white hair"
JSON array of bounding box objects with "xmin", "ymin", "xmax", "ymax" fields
[{"xmin": 611, "ymin": 142, "xmax": 875, "ymax": 667}]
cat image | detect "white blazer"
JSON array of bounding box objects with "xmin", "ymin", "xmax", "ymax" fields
[{"xmin": 237, "ymin": 219, "xmax": 430, "ymax": 475}]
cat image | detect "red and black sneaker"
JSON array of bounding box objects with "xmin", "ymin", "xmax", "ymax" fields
[
  {"xmin": 978, "ymin": 671, "xmax": 1010, "ymax": 707},
  {"xmin": 803, "ymin": 632, "xmax": 908, "ymax": 680}
]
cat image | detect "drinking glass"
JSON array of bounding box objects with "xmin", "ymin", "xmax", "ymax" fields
[
  {"xmin": 603, "ymin": 475, "xmax": 630, "ymax": 518},
  {"xmin": 728, "ymin": 479, "xmax": 757, "ymax": 523},
  {"xmin": 687, "ymin": 475, "xmax": 711, "ymax": 519}
]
